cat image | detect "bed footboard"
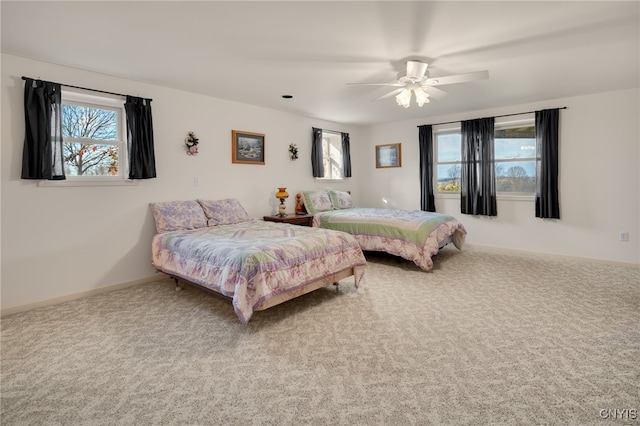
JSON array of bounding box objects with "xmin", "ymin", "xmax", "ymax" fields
[
  {"xmin": 162, "ymin": 267, "xmax": 357, "ymax": 314},
  {"xmin": 255, "ymin": 268, "xmax": 355, "ymax": 311}
]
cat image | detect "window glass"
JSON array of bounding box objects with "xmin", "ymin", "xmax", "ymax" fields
[
  {"xmin": 319, "ymin": 131, "xmax": 343, "ymax": 180},
  {"xmin": 437, "ymin": 133, "xmax": 462, "ymax": 162},
  {"xmin": 494, "ymin": 125, "xmax": 536, "ymax": 194},
  {"xmin": 61, "ymin": 95, "xmax": 125, "ymax": 178},
  {"xmin": 434, "ymin": 122, "xmax": 536, "ymax": 195},
  {"xmin": 436, "ymin": 132, "xmax": 461, "ymax": 192}
]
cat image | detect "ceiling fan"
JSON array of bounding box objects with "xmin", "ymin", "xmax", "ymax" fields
[{"xmin": 347, "ymin": 60, "xmax": 489, "ymax": 108}]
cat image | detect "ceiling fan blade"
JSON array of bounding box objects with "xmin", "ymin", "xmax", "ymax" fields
[
  {"xmin": 346, "ymin": 82, "xmax": 404, "ymax": 86},
  {"xmin": 373, "ymin": 88, "xmax": 403, "ymax": 101},
  {"xmin": 424, "ymin": 70, "xmax": 489, "ymax": 86},
  {"xmin": 422, "ymin": 85, "xmax": 448, "ymax": 100},
  {"xmin": 406, "ymin": 60, "xmax": 429, "ymax": 80}
]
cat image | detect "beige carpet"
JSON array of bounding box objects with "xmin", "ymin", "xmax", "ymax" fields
[{"xmin": 1, "ymin": 245, "xmax": 639, "ymax": 425}]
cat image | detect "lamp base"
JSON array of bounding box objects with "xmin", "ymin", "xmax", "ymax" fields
[{"xmin": 278, "ymin": 199, "xmax": 287, "ymax": 216}]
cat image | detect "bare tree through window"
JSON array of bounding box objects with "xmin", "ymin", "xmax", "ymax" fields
[
  {"xmin": 496, "ymin": 165, "xmax": 535, "ymax": 192},
  {"xmin": 62, "ymin": 104, "xmax": 119, "ymax": 176},
  {"xmin": 438, "ymin": 164, "xmax": 461, "ymax": 192}
]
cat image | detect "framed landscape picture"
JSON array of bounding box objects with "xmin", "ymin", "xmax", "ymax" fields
[
  {"xmin": 232, "ymin": 130, "xmax": 265, "ymax": 165},
  {"xmin": 375, "ymin": 143, "xmax": 402, "ymax": 168}
]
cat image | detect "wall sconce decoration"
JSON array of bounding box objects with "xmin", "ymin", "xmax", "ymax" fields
[
  {"xmin": 185, "ymin": 131, "xmax": 199, "ymax": 155},
  {"xmin": 275, "ymin": 187, "xmax": 289, "ymax": 216},
  {"xmin": 288, "ymin": 144, "xmax": 298, "ymax": 161}
]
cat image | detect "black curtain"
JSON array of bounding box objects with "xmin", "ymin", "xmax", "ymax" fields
[
  {"xmin": 461, "ymin": 117, "xmax": 497, "ymax": 216},
  {"xmin": 311, "ymin": 127, "xmax": 324, "ymax": 177},
  {"xmin": 535, "ymin": 108, "xmax": 560, "ymax": 218},
  {"xmin": 341, "ymin": 132, "xmax": 352, "ymax": 178},
  {"xmin": 21, "ymin": 78, "xmax": 65, "ymax": 180},
  {"xmin": 125, "ymin": 96, "xmax": 156, "ymax": 179},
  {"xmin": 418, "ymin": 125, "xmax": 436, "ymax": 212}
]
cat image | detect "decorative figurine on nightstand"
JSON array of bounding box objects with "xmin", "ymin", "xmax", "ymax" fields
[
  {"xmin": 295, "ymin": 193, "xmax": 306, "ymax": 214},
  {"xmin": 275, "ymin": 187, "xmax": 289, "ymax": 216}
]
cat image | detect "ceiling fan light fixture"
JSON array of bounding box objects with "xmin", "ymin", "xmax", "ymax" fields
[
  {"xmin": 348, "ymin": 59, "xmax": 488, "ymax": 109},
  {"xmin": 414, "ymin": 87, "xmax": 430, "ymax": 107},
  {"xmin": 396, "ymin": 89, "xmax": 412, "ymax": 108}
]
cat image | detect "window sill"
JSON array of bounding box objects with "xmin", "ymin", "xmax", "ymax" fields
[
  {"xmin": 435, "ymin": 192, "xmax": 460, "ymax": 200},
  {"xmin": 38, "ymin": 179, "xmax": 140, "ymax": 187},
  {"xmin": 497, "ymin": 194, "xmax": 535, "ymax": 202},
  {"xmin": 315, "ymin": 178, "xmax": 345, "ymax": 183}
]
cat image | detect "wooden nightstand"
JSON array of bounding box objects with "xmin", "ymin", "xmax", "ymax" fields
[{"xmin": 263, "ymin": 213, "xmax": 313, "ymax": 227}]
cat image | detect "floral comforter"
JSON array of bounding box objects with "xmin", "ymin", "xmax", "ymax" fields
[
  {"xmin": 313, "ymin": 208, "xmax": 466, "ymax": 271},
  {"xmin": 152, "ymin": 220, "xmax": 366, "ymax": 323}
]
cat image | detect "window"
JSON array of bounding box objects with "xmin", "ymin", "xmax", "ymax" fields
[
  {"xmin": 435, "ymin": 119, "xmax": 536, "ymax": 196},
  {"xmin": 435, "ymin": 131, "xmax": 462, "ymax": 192},
  {"xmin": 494, "ymin": 124, "xmax": 536, "ymax": 194},
  {"xmin": 59, "ymin": 90, "xmax": 128, "ymax": 182},
  {"xmin": 318, "ymin": 130, "xmax": 344, "ymax": 180}
]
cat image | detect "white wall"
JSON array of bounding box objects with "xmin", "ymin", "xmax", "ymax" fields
[
  {"xmin": 2, "ymin": 53, "xmax": 637, "ymax": 312},
  {"xmin": 1, "ymin": 54, "xmax": 364, "ymax": 310},
  {"xmin": 356, "ymin": 88, "xmax": 640, "ymax": 264}
]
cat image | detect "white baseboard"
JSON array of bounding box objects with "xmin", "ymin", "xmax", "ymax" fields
[
  {"xmin": 3, "ymin": 246, "xmax": 636, "ymax": 318},
  {"xmin": 466, "ymin": 243, "xmax": 640, "ymax": 268},
  {"xmin": 1, "ymin": 273, "xmax": 169, "ymax": 317}
]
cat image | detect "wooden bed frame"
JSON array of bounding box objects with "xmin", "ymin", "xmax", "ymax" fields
[{"xmin": 166, "ymin": 267, "xmax": 356, "ymax": 312}]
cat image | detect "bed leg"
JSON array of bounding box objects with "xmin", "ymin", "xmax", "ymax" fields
[{"xmin": 172, "ymin": 276, "xmax": 183, "ymax": 292}]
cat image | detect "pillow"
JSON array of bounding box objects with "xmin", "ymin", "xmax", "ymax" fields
[
  {"xmin": 301, "ymin": 190, "xmax": 334, "ymax": 214},
  {"xmin": 197, "ymin": 198, "xmax": 250, "ymax": 226},
  {"xmin": 329, "ymin": 190, "xmax": 354, "ymax": 209},
  {"xmin": 149, "ymin": 200, "xmax": 208, "ymax": 233}
]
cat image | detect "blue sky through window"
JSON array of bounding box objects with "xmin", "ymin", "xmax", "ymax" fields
[{"xmin": 437, "ymin": 132, "xmax": 537, "ymax": 183}]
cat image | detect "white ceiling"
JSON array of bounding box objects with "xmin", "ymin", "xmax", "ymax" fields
[{"xmin": 2, "ymin": 1, "xmax": 639, "ymax": 126}]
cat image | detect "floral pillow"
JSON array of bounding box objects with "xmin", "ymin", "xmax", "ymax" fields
[
  {"xmin": 149, "ymin": 200, "xmax": 208, "ymax": 234},
  {"xmin": 301, "ymin": 190, "xmax": 334, "ymax": 214},
  {"xmin": 197, "ymin": 198, "xmax": 250, "ymax": 226},
  {"xmin": 329, "ymin": 190, "xmax": 354, "ymax": 209}
]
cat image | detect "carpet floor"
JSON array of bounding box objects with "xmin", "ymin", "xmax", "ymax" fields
[{"xmin": 1, "ymin": 245, "xmax": 639, "ymax": 425}]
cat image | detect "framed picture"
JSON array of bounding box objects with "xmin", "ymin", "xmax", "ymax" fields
[
  {"xmin": 375, "ymin": 143, "xmax": 402, "ymax": 168},
  {"xmin": 232, "ymin": 130, "xmax": 265, "ymax": 165}
]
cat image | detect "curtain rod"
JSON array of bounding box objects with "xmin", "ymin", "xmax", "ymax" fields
[
  {"xmin": 314, "ymin": 127, "xmax": 344, "ymax": 135},
  {"xmin": 323, "ymin": 129, "xmax": 345, "ymax": 135},
  {"xmin": 418, "ymin": 106, "xmax": 566, "ymax": 128},
  {"xmin": 21, "ymin": 76, "xmax": 152, "ymax": 101}
]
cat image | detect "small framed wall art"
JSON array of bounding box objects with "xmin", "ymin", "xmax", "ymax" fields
[
  {"xmin": 375, "ymin": 143, "xmax": 402, "ymax": 168},
  {"xmin": 232, "ymin": 130, "xmax": 265, "ymax": 165}
]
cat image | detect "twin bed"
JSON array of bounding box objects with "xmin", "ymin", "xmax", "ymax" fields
[{"xmin": 150, "ymin": 192, "xmax": 466, "ymax": 323}]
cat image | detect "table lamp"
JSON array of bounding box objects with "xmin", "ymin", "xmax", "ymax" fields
[{"xmin": 275, "ymin": 187, "xmax": 289, "ymax": 217}]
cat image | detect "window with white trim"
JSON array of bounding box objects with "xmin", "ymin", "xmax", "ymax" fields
[
  {"xmin": 318, "ymin": 130, "xmax": 344, "ymax": 180},
  {"xmin": 435, "ymin": 119, "xmax": 537, "ymax": 196},
  {"xmin": 61, "ymin": 90, "xmax": 127, "ymax": 180}
]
